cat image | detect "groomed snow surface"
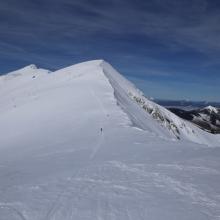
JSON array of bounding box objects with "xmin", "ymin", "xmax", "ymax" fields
[{"xmin": 0, "ymin": 60, "xmax": 220, "ymax": 220}]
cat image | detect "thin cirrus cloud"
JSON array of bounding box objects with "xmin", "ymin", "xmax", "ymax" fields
[{"xmin": 0, "ymin": 0, "xmax": 219, "ymax": 101}]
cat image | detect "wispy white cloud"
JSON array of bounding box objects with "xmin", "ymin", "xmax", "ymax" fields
[
  {"xmin": 0, "ymin": 0, "xmax": 219, "ymax": 53},
  {"xmin": 0, "ymin": 0, "xmax": 220, "ymax": 100}
]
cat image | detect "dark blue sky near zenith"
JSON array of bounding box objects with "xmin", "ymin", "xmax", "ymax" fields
[{"xmin": 0, "ymin": 0, "xmax": 220, "ymax": 101}]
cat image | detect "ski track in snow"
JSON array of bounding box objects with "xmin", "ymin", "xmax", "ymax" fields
[
  {"xmin": 89, "ymin": 87, "xmax": 107, "ymax": 160},
  {"xmin": 16, "ymin": 161, "xmax": 220, "ymax": 219},
  {"xmin": 0, "ymin": 204, "xmax": 27, "ymax": 220}
]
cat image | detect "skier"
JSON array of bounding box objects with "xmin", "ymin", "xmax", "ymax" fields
[{"xmin": 100, "ymin": 127, "xmax": 103, "ymax": 133}]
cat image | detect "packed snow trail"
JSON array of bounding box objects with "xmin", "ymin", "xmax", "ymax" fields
[
  {"xmin": 0, "ymin": 60, "xmax": 220, "ymax": 220},
  {"xmin": 0, "ymin": 204, "xmax": 27, "ymax": 220},
  {"xmin": 90, "ymin": 129, "xmax": 105, "ymax": 160},
  {"xmin": 89, "ymin": 87, "xmax": 107, "ymax": 159}
]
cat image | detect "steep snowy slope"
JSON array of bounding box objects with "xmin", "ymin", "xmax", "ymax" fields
[
  {"xmin": 0, "ymin": 60, "xmax": 220, "ymax": 220},
  {"xmin": 100, "ymin": 61, "xmax": 220, "ymax": 146}
]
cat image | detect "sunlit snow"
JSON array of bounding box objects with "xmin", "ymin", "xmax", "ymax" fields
[{"xmin": 0, "ymin": 60, "xmax": 220, "ymax": 220}]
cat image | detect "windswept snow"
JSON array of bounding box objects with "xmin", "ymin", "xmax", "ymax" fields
[{"xmin": 0, "ymin": 60, "xmax": 220, "ymax": 220}]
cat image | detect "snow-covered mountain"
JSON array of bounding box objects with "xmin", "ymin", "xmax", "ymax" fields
[
  {"xmin": 101, "ymin": 61, "xmax": 220, "ymax": 146},
  {"xmin": 0, "ymin": 60, "xmax": 220, "ymax": 220},
  {"xmin": 156, "ymin": 99, "xmax": 220, "ymax": 110},
  {"xmin": 169, "ymin": 106, "xmax": 220, "ymax": 134},
  {"xmin": 204, "ymin": 105, "xmax": 219, "ymax": 114}
]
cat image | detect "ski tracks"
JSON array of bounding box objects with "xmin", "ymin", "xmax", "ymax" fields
[
  {"xmin": 89, "ymin": 87, "xmax": 108, "ymax": 159},
  {"xmin": 0, "ymin": 203, "xmax": 27, "ymax": 220}
]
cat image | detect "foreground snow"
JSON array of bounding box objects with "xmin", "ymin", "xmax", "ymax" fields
[{"xmin": 0, "ymin": 60, "xmax": 220, "ymax": 220}]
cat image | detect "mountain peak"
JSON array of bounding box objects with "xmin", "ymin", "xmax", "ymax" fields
[
  {"xmin": 12, "ymin": 64, "xmax": 38, "ymax": 72},
  {"xmin": 52, "ymin": 59, "xmax": 107, "ymax": 77},
  {"xmin": 204, "ymin": 105, "xmax": 218, "ymax": 113},
  {"xmin": 26, "ymin": 64, "xmax": 38, "ymax": 70},
  {"xmin": 1, "ymin": 60, "xmax": 220, "ymax": 219},
  {"xmin": 1, "ymin": 64, "xmax": 51, "ymax": 80}
]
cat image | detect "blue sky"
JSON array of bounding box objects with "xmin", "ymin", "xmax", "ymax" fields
[{"xmin": 0, "ymin": 0, "xmax": 220, "ymax": 101}]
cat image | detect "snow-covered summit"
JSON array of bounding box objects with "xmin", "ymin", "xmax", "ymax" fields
[
  {"xmin": 9, "ymin": 64, "xmax": 37, "ymax": 73},
  {"xmin": 0, "ymin": 64, "xmax": 50, "ymax": 82},
  {"xmin": 46, "ymin": 59, "xmax": 220, "ymax": 146},
  {"xmin": 0, "ymin": 59, "xmax": 219, "ymax": 146},
  {"xmin": 23, "ymin": 64, "xmax": 38, "ymax": 70},
  {"xmin": 0, "ymin": 60, "xmax": 220, "ymax": 220},
  {"xmin": 204, "ymin": 105, "xmax": 218, "ymax": 114}
]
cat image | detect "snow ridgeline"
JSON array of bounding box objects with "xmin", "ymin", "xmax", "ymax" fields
[
  {"xmin": 1, "ymin": 59, "xmax": 219, "ymax": 147},
  {"xmin": 99, "ymin": 60, "xmax": 220, "ymax": 146},
  {"xmin": 1, "ymin": 60, "xmax": 220, "ymax": 220}
]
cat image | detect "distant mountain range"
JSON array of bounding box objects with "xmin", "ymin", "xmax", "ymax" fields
[
  {"xmin": 155, "ymin": 99, "xmax": 220, "ymax": 110},
  {"xmin": 168, "ymin": 106, "xmax": 220, "ymax": 134},
  {"xmin": 155, "ymin": 99, "xmax": 220, "ymax": 134}
]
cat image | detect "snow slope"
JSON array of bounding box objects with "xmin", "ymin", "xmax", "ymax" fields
[
  {"xmin": 100, "ymin": 61, "xmax": 220, "ymax": 146},
  {"xmin": 0, "ymin": 60, "xmax": 220, "ymax": 220}
]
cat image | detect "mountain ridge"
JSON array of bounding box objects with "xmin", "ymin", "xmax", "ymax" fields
[
  {"xmin": 1, "ymin": 59, "xmax": 219, "ymax": 146},
  {"xmin": 99, "ymin": 60, "xmax": 220, "ymax": 146},
  {"xmin": 1, "ymin": 60, "xmax": 220, "ymax": 220}
]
